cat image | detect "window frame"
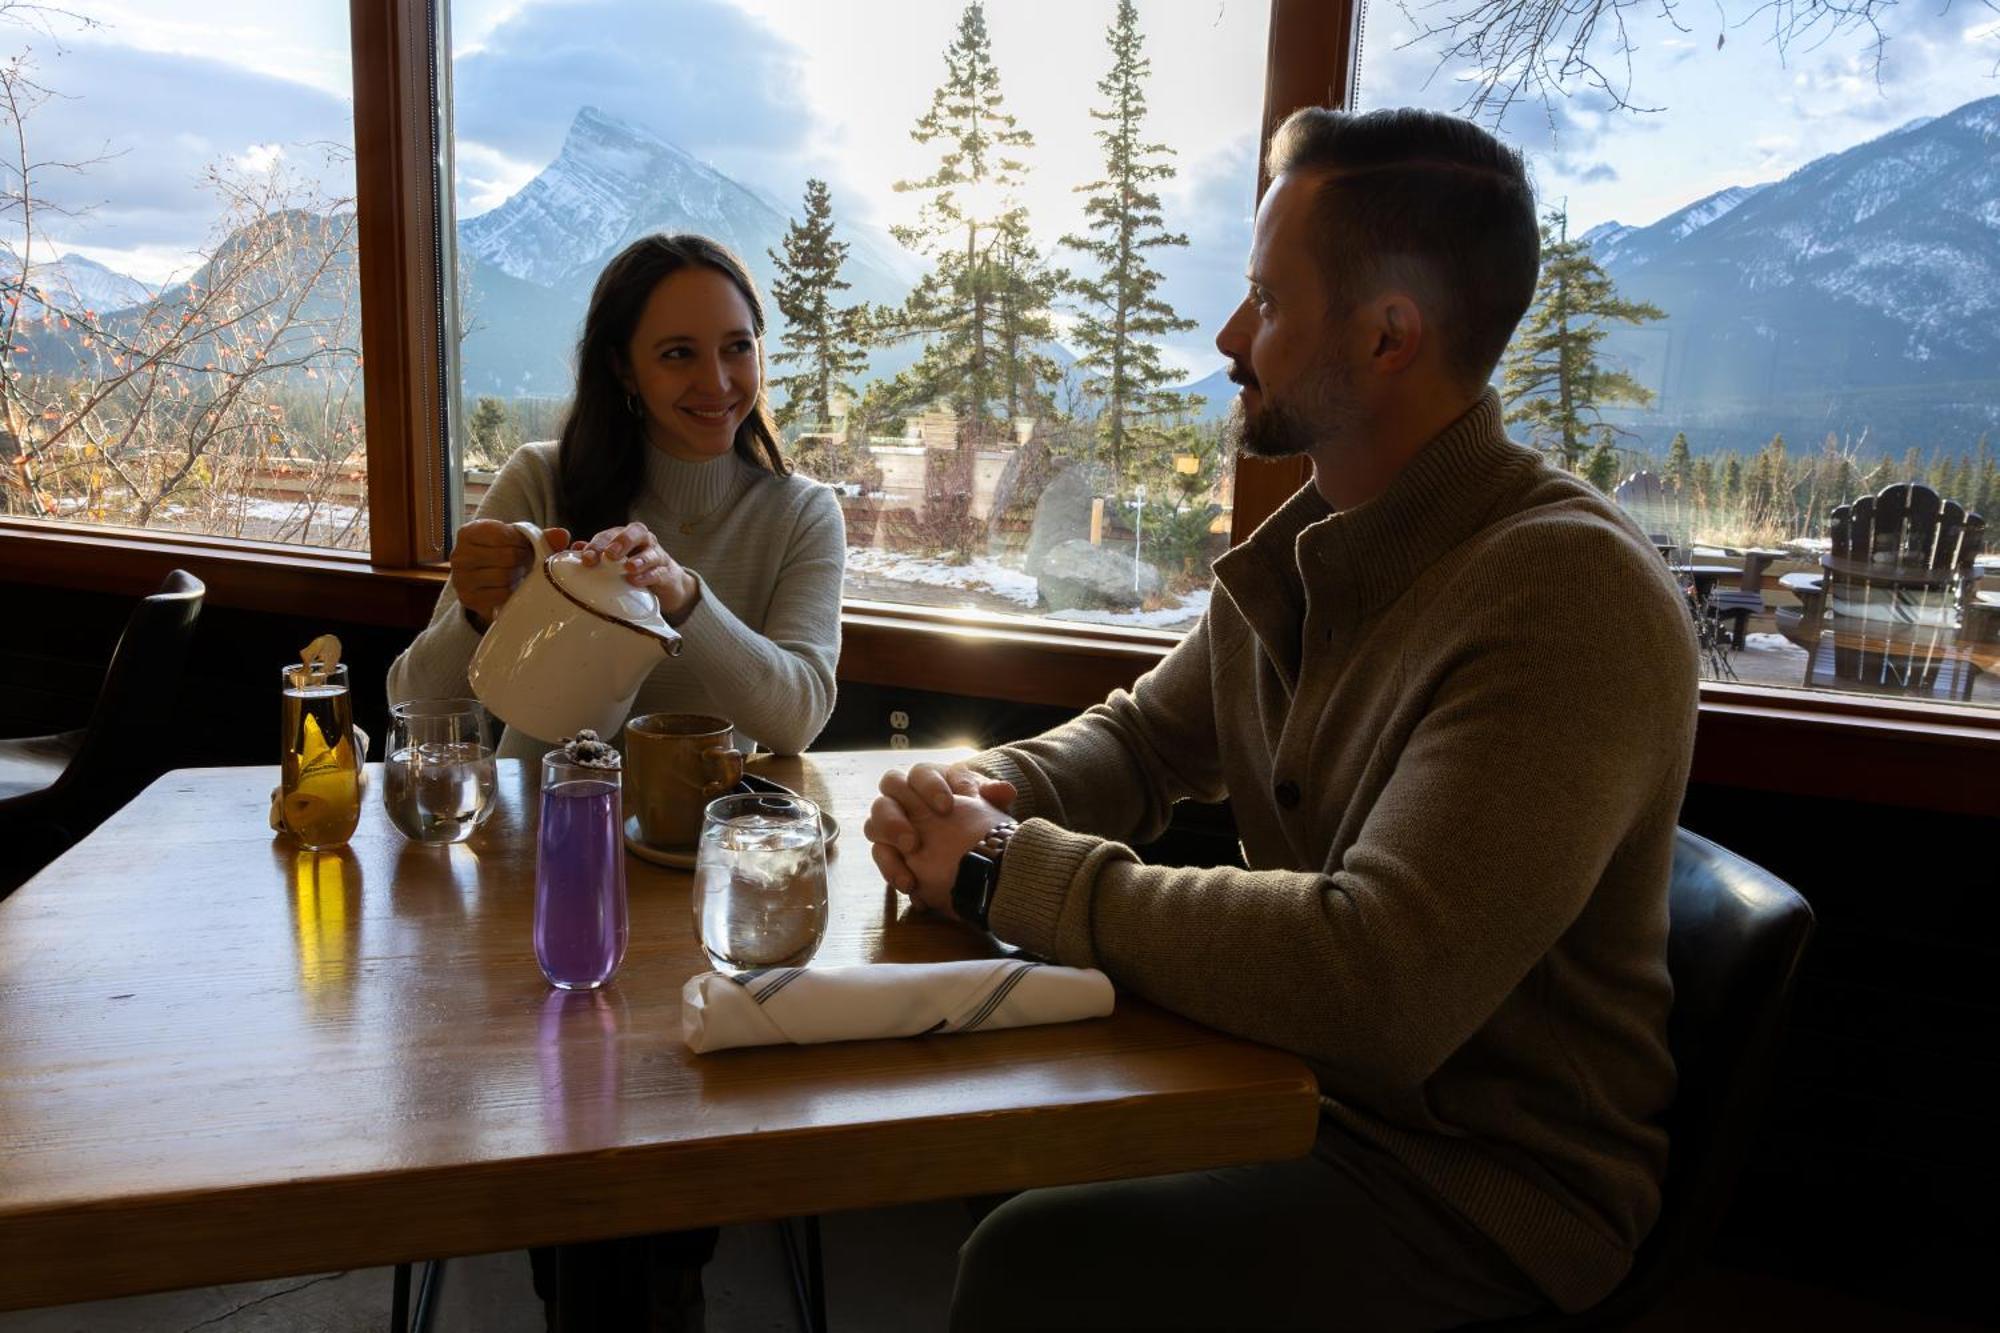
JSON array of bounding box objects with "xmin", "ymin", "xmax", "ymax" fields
[{"xmin": 0, "ymin": 0, "xmax": 1993, "ymax": 816}]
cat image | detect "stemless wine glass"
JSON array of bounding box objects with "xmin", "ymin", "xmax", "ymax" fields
[
  {"xmin": 279, "ymin": 662, "xmax": 360, "ymax": 851},
  {"xmin": 692, "ymin": 792, "xmax": 828, "ymax": 973},
  {"xmin": 384, "ymin": 698, "xmax": 497, "ymax": 844},
  {"xmin": 534, "ymin": 750, "xmax": 627, "ymax": 990}
]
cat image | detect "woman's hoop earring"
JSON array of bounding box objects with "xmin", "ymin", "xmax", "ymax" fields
[{"xmin": 624, "ymin": 393, "xmax": 644, "ymax": 420}]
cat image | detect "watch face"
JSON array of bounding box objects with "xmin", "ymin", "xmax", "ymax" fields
[{"xmin": 952, "ymin": 850, "xmax": 998, "ymax": 928}]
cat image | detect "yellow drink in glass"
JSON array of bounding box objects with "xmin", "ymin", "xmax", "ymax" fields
[{"xmin": 281, "ymin": 663, "xmax": 360, "ymax": 849}]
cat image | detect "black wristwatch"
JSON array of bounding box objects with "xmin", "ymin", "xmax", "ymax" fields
[{"xmin": 951, "ymin": 819, "xmax": 1019, "ymax": 929}]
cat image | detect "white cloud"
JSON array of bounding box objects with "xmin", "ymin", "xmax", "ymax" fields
[
  {"xmin": 453, "ymin": 139, "xmax": 540, "ymax": 217},
  {"xmin": 236, "ymin": 143, "xmax": 284, "ymax": 175}
]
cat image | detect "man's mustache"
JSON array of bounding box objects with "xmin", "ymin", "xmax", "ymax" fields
[{"xmin": 1225, "ymin": 363, "xmax": 1258, "ymax": 390}]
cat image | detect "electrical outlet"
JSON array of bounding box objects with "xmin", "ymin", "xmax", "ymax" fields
[
  {"xmin": 889, "ymin": 710, "xmax": 910, "ymax": 731},
  {"xmin": 890, "ymin": 733, "xmax": 910, "ymax": 751}
]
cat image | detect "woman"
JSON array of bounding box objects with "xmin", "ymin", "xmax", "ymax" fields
[
  {"xmin": 387, "ymin": 232, "xmax": 844, "ymax": 760},
  {"xmin": 392, "ymin": 235, "xmax": 842, "ymax": 1330}
]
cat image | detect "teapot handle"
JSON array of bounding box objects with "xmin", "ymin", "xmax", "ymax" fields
[{"xmin": 512, "ymin": 521, "xmax": 556, "ymax": 561}]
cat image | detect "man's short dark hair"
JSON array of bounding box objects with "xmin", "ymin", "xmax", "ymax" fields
[{"xmin": 1266, "ymin": 107, "xmax": 1539, "ymax": 389}]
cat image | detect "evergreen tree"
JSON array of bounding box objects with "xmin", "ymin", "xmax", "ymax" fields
[
  {"xmin": 1946, "ymin": 454, "xmax": 1974, "ymax": 504},
  {"xmin": 1974, "ymin": 435, "xmax": 1995, "ymax": 517},
  {"xmin": 1722, "ymin": 454, "xmax": 1743, "ymax": 504},
  {"xmin": 768, "ymin": 179, "xmax": 869, "ymax": 439},
  {"xmin": 1665, "ymin": 431, "xmax": 1692, "ymax": 494},
  {"xmin": 1501, "ymin": 209, "xmax": 1665, "ymax": 470},
  {"xmin": 1583, "ymin": 437, "xmax": 1620, "ymax": 492},
  {"xmin": 991, "ymin": 212, "xmax": 1066, "ymax": 424},
  {"xmin": 877, "ymin": 2, "xmax": 1057, "ymax": 441},
  {"xmin": 1901, "ymin": 445, "xmax": 1923, "ymax": 484},
  {"xmin": 1749, "ymin": 433, "xmax": 1787, "ymax": 526},
  {"xmin": 466, "ymin": 396, "xmax": 512, "ymax": 469},
  {"xmin": 1061, "ymin": 0, "xmax": 1196, "ymax": 483},
  {"xmin": 1692, "ymin": 456, "xmax": 1716, "ymax": 509},
  {"xmin": 1925, "ymin": 448, "xmax": 1953, "ymax": 494}
]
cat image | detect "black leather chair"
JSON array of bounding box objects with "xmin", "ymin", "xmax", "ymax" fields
[
  {"xmin": 0, "ymin": 570, "xmax": 205, "ymax": 898},
  {"xmin": 1466, "ymin": 828, "xmax": 1815, "ymax": 1330}
]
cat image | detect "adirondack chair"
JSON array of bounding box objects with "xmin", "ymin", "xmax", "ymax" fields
[
  {"xmin": 1612, "ymin": 470, "xmax": 1688, "ymax": 561},
  {"xmin": 1773, "ymin": 482, "xmax": 1987, "ymax": 700}
]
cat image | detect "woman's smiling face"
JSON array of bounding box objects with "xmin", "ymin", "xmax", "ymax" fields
[{"xmin": 619, "ymin": 266, "xmax": 760, "ymax": 464}]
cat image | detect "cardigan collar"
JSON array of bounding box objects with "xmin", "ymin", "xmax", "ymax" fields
[{"xmin": 1213, "ymin": 390, "xmax": 1540, "ymax": 682}]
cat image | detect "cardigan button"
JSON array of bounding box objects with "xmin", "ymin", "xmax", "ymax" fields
[{"xmin": 1274, "ymin": 779, "xmax": 1301, "ymax": 809}]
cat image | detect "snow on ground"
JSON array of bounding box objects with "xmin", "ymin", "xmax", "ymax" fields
[
  {"xmin": 1049, "ymin": 588, "xmax": 1212, "ymax": 629},
  {"xmin": 1742, "ymin": 632, "xmax": 1808, "ymax": 657},
  {"xmin": 845, "ymin": 546, "xmax": 1041, "ymax": 608}
]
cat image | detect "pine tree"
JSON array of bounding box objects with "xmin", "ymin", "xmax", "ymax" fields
[
  {"xmin": 1583, "ymin": 437, "xmax": 1619, "ymax": 493},
  {"xmin": 1501, "ymin": 209, "xmax": 1665, "ymax": 470},
  {"xmin": 1947, "ymin": 454, "xmax": 1974, "ymax": 504},
  {"xmin": 467, "ymin": 396, "xmax": 512, "ymax": 469},
  {"xmin": 1926, "ymin": 448, "xmax": 1953, "ymax": 494},
  {"xmin": 1692, "ymin": 456, "xmax": 1716, "ymax": 509},
  {"xmin": 1974, "ymin": 435, "xmax": 1995, "ymax": 517},
  {"xmin": 768, "ymin": 179, "xmax": 869, "ymax": 442},
  {"xmin": 1722, "ymin": 455, "xmax": 1743, "ymax": 504},
  {"xmin": 991, "ymin": 211, "xmax": 1066, "ymax": 424},
  {"xmin": 1061, "ymin": 0, "xmax": 1196, "ymax": 484},
  {"xmin": 1665, "ymin": 431, "xmax": 1692, "ymax": 494},
  {"xmin": 877, "ymin": 2, "xmax": 1058, "ymax": 442},
  {"xmin": 1749, "ymin": 433, "xmax": 1787, "ymax": 526}
]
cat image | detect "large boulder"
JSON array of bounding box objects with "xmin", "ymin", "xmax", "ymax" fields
[
  {"xmin": 1037, "ymin": 538, "xmax": 1162, "ymax": 613},
  {"xmin": 1024, "ymin": 459, "xmax": 1113, "ymax": 577}
]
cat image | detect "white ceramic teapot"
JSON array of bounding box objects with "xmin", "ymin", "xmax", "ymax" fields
[{"xmin": 468, "ymin": 521, "xmax": 683, "ymax": 743}]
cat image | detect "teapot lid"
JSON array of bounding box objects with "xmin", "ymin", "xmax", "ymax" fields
[{"xmin": 545, "ymin": 551, "xmax": 676, "ymax": 635}]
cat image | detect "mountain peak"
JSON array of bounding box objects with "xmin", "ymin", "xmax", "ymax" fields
[{"xmin": 568, "ymin": 105, "xmax": 673, "ymax": 153}]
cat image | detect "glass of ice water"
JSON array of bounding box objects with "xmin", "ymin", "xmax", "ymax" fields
[
  {"xmin": 384, "ymin": 698, "xmax": 497, "ymax": 844},
  {"xmin": 693, "ymin": 792, "xmax": 828, "ymax": 972}
]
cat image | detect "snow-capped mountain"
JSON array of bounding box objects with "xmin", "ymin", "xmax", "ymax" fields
[
  {"xmin": 1588, "ymin": 95, "xmax": 2000, "ymax": 452},
  {"xmin": 1, "ymin": 252, "xmax": 154, "ymax": 317},
  {"xmin": 1583, "ymin": 184, "xmax": 1763, "ymax": 270},
  {"xmin": 456, "ymin": 107, "xmax": 914, "ymax": 395}
]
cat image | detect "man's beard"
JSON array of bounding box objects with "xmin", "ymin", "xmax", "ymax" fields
[{"xmin": 1222, "ymin": 357, "xmax": 1358, "ymax": 461}]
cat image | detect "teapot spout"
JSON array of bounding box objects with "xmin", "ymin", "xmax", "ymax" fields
[{"xmin": 633, "ymin": 620, "xmax": 684, "ymax": 657}]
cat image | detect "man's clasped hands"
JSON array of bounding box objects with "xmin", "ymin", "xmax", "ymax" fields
[{"xmin": 863, "ymin": 762, "xmax": 1019, "ymax": 923}]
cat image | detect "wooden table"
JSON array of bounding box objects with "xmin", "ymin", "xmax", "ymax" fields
[{"xmin": 0, "ymin": 750, "xmax": 1317, "ymax": 1312}]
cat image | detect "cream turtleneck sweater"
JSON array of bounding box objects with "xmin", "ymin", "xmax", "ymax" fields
[
  {"xmin": 970, "ymin": 390, "xmax": 1699, "ymax": 1313},
  {"xmin": 387, "ymin": 441, "xmax": 844, "ymax": 758}
]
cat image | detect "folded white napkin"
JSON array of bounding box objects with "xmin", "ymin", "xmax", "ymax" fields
[{"xmin": 681, "ymin": 959, "xmax": 1115, "ymax": 1054}]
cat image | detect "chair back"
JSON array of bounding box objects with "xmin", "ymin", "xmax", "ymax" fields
[
  {"xmin": 47, "ymin": 570, "xmax": 206, "ymax": 828},
  {"xmin": 1612, "ymin": 470, "xmax": 1688, "ymax": 558},
  {"xmin": 1819, "ymin": 482, "xmax": 1985, "ymax": 695},
  {"xmin": 1465, "ymin": 830, "xmax": 1814, "ymax": 1330}
]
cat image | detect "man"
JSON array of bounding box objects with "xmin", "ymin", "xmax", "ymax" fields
[{"xmin": 865, "ymin": 106, "xmax": 1698, "ymax": 1330}]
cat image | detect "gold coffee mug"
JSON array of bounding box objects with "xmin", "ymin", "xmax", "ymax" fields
[{"xmin": 626, "ymin": 713, "xmax": 745, "ymax": 849}]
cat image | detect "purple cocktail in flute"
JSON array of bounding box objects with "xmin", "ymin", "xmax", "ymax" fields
[{"xmin": 535, "ymin": 733, "xmax": 627, "ymax": 990}]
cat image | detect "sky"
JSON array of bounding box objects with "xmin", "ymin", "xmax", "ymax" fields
[{"xmin": 4, "ymin": 0, "xmax": 1997, "ymax": 379}]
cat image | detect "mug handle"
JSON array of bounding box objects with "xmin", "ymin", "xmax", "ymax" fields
[{"xmin": 700, "ymin": 745, "xmax": 746, "ymax": 799}]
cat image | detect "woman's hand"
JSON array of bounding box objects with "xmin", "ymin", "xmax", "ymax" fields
[
  {"xmin": 575, "ymin": 521, "xmax": 701, "ymax": 625},
  {"xmin": 450, "ymin": 520, "xmax": 570, "ymax": 627}
]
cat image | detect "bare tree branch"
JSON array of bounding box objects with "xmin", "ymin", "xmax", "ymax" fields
[{"xmin": 1393, "ymin": 0, "xmax": 1996, "ymax": 121}]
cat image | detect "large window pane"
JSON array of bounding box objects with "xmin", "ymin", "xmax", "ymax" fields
[
  {"xmin": 446, "ymin": 0, "xmax": 1266, "ymax": 632},
  {"xmin": 1359, "ymin": 2, "xmax": 2000, "ymax": 706},
  {"xmin": 0, "ymin": 4, "xmax": 365, "ymax": 550}
]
